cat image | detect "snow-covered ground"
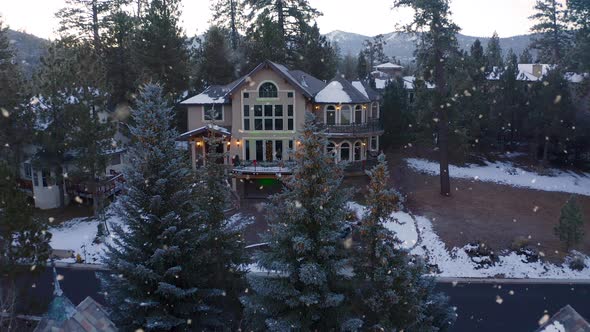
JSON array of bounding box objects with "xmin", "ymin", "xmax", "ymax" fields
[
  {"xmin": 405, "ymin": 158, "xmax": 590, "ymax": 196},
  {"xmin": 49, "ymin": 209, "xmax": 122, "ymax": 264},
  {"xmin": 411, "ymin": 214, "xmax": 590, "ymax": 279},
  {"xmin": 347, "ymin": 202, "xmax": 590, "ymax": 279}
]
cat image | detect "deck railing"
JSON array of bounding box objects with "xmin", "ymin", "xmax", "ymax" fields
[{"xmin": 317, "ymin": 119, "xmax": 383, "ymax": 135}]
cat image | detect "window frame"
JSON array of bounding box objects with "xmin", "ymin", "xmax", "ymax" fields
[
  {"xmin": 202, "ymin": 104, "xmax": 224, "ymax": 121},
  {"xmin": 258, "ymin": 81, "xmax": 279, "ymax": 99}
]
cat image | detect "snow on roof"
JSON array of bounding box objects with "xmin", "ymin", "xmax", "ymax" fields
[
  {"xmin": 181, "ymin": 86, "xmax": 230, "ymax": 105},
  {"xmin": 177, "ymin": 124, "xmax": 231, "ymax": 141},
  {"xmin": 315, "ymin": 81, "xmax": 352, "ymax": 103},
  {"xmin": 351, "ymin": 81, "xmax": 369, "ymax": 98},
  {"xmin": 375, "ymin": 62, "xmax": 404, "ymax": 69}
]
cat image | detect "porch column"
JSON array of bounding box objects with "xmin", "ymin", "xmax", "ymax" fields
[{"xmin": 191, "ymin": 139, "xmax": 196, "ymax": 171}]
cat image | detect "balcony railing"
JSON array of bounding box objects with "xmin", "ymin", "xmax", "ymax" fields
[
  {"xmin": 232, "ymin": 160, "xmax": 296, "ymax": 174},
  {"xmin": 317, "ymin": 119, "xmax": 383, "ymax": 135}
]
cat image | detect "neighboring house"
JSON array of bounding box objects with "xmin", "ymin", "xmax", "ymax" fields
[
  {"xmin": 34, "ymin": 267, "xmax": 117, "ymax": 332},
  {"xmin": 372, "ymin": 62, "xmax": 404, "ymax": 79},
  {"xmin": 534, "ymin": 305, "xmax": 590, "ymax": 332},
  {"xmin": 180, "ymin": 60, "xmax": 383, "ymax": 198},
  {"xmin": 16, "ymin": 98, "xmax": 129, "ymax": 210}
]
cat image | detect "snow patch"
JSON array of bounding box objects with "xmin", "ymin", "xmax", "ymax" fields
[
  {"xmin": 406, "ymin": 158, "xmax": 590, "ymax": 196},
  {"xmin": 539, "ymin": 321, "xmax": 565, "ymax": 332},
  {"xmin": 411, "ymin": 214, "xmax": 590, "ymax": 279},
  {"xmin": 315, "ymin": 81, "xmax": 352, "ymax": 103}
]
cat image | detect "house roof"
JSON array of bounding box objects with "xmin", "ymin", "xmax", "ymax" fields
[
  {"xmin": 181, "ymin": 60, "xmax": 327, "ymax": 105},
  {"xmin": 351, "ymin": 81, "xmax": 381, "ymax": 102},
  {"xmin": 535, "ymin": 305, "xmax": 590, "ymax": 332},
  {"xmin": 34, "ymin": 267, "xmax": 117, "ymax": 332},
  {"xmin": 315, "ymin": 76, "xmax": 370, "ymax": 104},
  {"xmin": 177, "ymin": 124, "xmax": 232, "ymax": 141},
  {"xmin": 375, "ymin": 62, "xmax": 404, "ymax": 69}
]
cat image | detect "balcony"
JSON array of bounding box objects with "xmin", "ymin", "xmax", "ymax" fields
[
  {"xmin": 317, "ymin": 119, "xmax": 383, "ymax": 137},
  {"xmin": 232, "ymin": 160, "xmax": 296, "ymax": 176}
]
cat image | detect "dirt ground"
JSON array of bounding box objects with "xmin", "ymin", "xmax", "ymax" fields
[
  {"xmin": 33, "ymin": 204, "xmax": 94, "ymax": 226},
  {"xmin": 387, "ymin": 151, "xmax": 590, "ymax": 262}
]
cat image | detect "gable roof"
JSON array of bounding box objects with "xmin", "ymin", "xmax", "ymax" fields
[
  {"xmin": 352, "ymin": 81, "xmax": 381, "ymax": 102},
  {"xmin": 181, "ymin": 60, "xmax": 327, "ymax": 105},
  {"xmin": 375, "ymin": 62, "xmax": 404, "ymax": 69},
  {"xmin": 315, "ymin": 76, "xmax": 370, "ymax": 104}
]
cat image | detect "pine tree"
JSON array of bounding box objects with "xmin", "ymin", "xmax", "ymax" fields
[
  {"xmin": 55, "ymin": 0, "xmax": 123, "ymax": 49},
  {"xmin": 568, "ymin": 0, "xmax": 590, "ymax": 72},
  {"xmin": 529, "ymin": 0, "xmax": 569, "ymax": 64},
  {"xmin": 0, "ymin": 17, "xmax": 33, "ymax": 170},
  {"xmin": 554, "ymin": 196, "xmax": 585, "ymax": 251},
  {"xmin": 244, "ymin": 0, "xmax": 321, "ymax": 53},
  {"xmin": 485, "ymin": 32, "xmax": 503, "ymax": 71},
  {"xmin": 394, "ymin": 0, "xmax": 461, "ymax": 196},
  {"xmin": 243, "ymin": 16, "xmax": 286, "ymax": 69},
  {"xmin": 340, "ymin": 53, "xmax": 358, "ymax": 80},
  {"xmin": 101, "ymin": 84, "xmax": 234, "ymax": 330},
  {"xmin": 363, "ymin": 34, "xmax": 389, "ymax": 68},
  {"xmin": 520, "ymin": 47, "xmax": 534, "ymax": 63},
  {"xmin": 381, "ymin": 78, "xmax": 414, "ymax": 149},
  {"xmin": 293, "ymin": 22, "xmax": 338, "ymax": 81},
  {"xmin": 356, "ymin": 51, "xmax": 368, "ymax": 80},
  {"xmin": 0, "ymin": 162, "xmax": 52, "ymax": 330},
  {"xmin": 34, "ymin": 38, "xmax": 82, "ymax": 208},
  {"xmin": 192, "ymin": 133, "xmax": 250, "ymax": 329},
  {"xmin": 241, "ymin": 113, "xmax": 352, "ymax": 331},
  {"xmin": 349, "ymin": 155, "xmax": 455, "ymax": 331},
  {"xmin": 211, "ymin": 0, "xmax": 246, "ymax": 50},
  {"xmin": 498, "ymin": 49, "xmax": 523, "ymax": 148},
  {"xmin": 133, "ymin": 0, "xmax": 190, "ymax": 96},
  {"xmin": 198, "ymin": 26, "xmax": 236, "ymax": 86}
]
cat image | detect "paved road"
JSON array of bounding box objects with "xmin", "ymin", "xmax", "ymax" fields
[{"xmin": 9, "ymin": 268, "xmax": 590, "ymax": 331}]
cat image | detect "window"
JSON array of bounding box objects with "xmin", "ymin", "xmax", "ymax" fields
[
  {"xmin": 243, "ymin": 105, "xmax": 250, "ymax": 130},
  {"xmin": 355, "ymin": 105, "xmax": 363, "ymax": 124},
  {"xmin": 326, "ymin": 106, "xmax": 336, "ymax": 125},
  {"xmin": 111, "ymin": 154, "xmax": 121, "ymax": 166},
  {"xmin": 244, "ymin": 92, "xmax": 249, "ymax": 98},
  {"xmin": 340, "ymin": 142, "xmax": 351, "ymax": 161},
  {"xmin": 370, "ymin": 136, "xmax": 378, "ymax": 151},
  {"xmin": 354, "ymin": 141, "xmax": 362, "ymax": 161},
  {"xmin": 371, "ymin": 102, "xmax": 379, "ymax": 119},
  {"xmin": 340, "ymin": 105, "xmax": 351, "ymax": 125},
  {"xmin": 204, "ymin": 104, "xmax": 223, "ymax": 121},
  {"xmin": 42, "ymin": 169, "xmax": 50, "ymax": 187},
  {"xmin": 255, "ymin": 140, "xmax": 264, "ymax": 161},
  {"xmin": 287, "ymin": 92, "xmax": 294, "ymax": 98},
  {"xmin": 245, "ymin": 140, "xmax": 250, "ymax": 160},
  {"xmin": 23, "ymin": 163, "xmax": 32, "ymax": 179},
  {"xmin": 249, "ymin": 104, "xmax": 286, "ymax": 131},
  {"xmin": 265, "ymin": 141, "xmax": 273, "ymax": 161},
  {"xmin": 259, "ymin": 82, "xmax": 278, "ymax": 98},
  {"xmin": 288, "ymin": 140, "xmax": 294, "ymax": 160},
  {"xmin": 287, "ymin": 105, "xmax": 294, "ymax": 130},
  {"xmin": 33, "ymin": 170, "xmax": 39, "ymax": 186},
  {"xmin": 275, "ymin": 141, "xmax": 283, "ymax": 160},
  {"xmin": 327, "ymin": 141, "xmax": 336, "ymax": 158},
  {"xmin": 288, "ymin": 105, "xmax": 294, "ymax": 117}
]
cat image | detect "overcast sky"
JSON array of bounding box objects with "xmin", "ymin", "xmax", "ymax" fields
[{"xmin": 0, "ymin": 0, "xmax": 551, "ymax": 39}]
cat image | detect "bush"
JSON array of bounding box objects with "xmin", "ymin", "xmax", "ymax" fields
[{"xmin": 567, "ymin": 253, "xmax": 587, "ymax": 271}]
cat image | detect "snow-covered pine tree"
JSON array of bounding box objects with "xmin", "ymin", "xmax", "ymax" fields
[
  {"xmin": 192, "ymin": 131, "xmax": 250, "ymax": 329},
  {"xmin": 241, "ymin": 113, "xmax": 352, "ymax": 331},
  {"xmin": 101, "ymin": 84, "xmax": 229, "ymax": 331},
  {"xmin": 554, "ymin": 196, "xmax": 586, "ymax": 251},
  {"xmin": 350, "ymin": 154, "xmax": 456, "ymax": 331}
]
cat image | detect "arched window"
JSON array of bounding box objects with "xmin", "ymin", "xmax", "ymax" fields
[
  {"xmin": 354, "ymin": 105, "xmax": 363, "ymax": 124},
  {"xmin": 340, "ymin": 105, "xmax": 351, "ymax": 125},
  {"xmin": 340, "ymin": 142, "xmax": 350, "ymax": 161},
  {"xmin": 327, "ymin": 141, "xmax": 336, "ymax": 158},
  {"xmin": 259, "ymin": 82, "xmax": 278, "ymax": 98},
  {"xmin": 354, "ymin": 141, "xmax": 362, "ymax": 161},
  {"xmin": 371, "ymin": 102, "xmax": 379, "ymax": 119},
  {"xmin": 325, "ymin": 105, "xmax": 336, "ymax": 125}
]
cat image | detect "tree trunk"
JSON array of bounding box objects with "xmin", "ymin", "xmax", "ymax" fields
[
  {"xmin": 433, "ymin": 20, "xmax": 451, "ymax": 197},
  {"xmin": 56, "ymin": 165, "xmax": 66, "ymax": 209},
  {"xmin": 229, "ymin": 0, "xmax": 238, "ymax": 50},
  {"xmin": 542, "ymin": 137, "xmax": 550, "ymax": 167},
  {"xmin": 276, "ymin": 0, "xmax": 285, "ymax": 48},
  {"xmin": 92, "ymin": 0, "xmax": 101, "ymax": 50}
]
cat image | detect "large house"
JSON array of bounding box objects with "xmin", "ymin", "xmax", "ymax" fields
[{"xmin": 180, "ymin": 60, "xmax": 383, "ymax": 198}]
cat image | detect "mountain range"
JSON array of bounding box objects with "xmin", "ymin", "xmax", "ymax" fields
[
  {"xmin": 5, "ymin": 28, "xmax": 536, "ymax": 75},
  {"xmin": 325, "ymin": 30, "xmax": 536, "ymax": 62}
]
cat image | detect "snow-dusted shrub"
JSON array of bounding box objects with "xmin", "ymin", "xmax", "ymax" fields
[{"xmin": 567, "ymin": 252, "xmax": 587, "ymax": 271}]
